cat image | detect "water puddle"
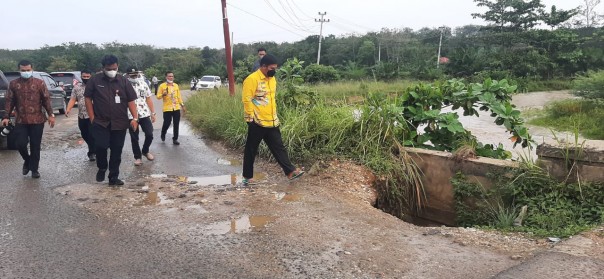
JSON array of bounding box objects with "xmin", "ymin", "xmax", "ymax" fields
[
  {"xmin": 185, "ymin": 172, "xmax": 266, "ymax": 186},
  {"xmin": 203, "ymin": 215, "xmax": 277, "ymax": 235},
  {"xmin": 216, "ymin": 158, "xmax": 242, "ymax": 166},
  {"xmin": 137, "ymin": 191, "xmax": 173, "ymax": 206}
]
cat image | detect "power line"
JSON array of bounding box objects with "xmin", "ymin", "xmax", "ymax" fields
[
  {"xmin": 262, "ymin": 0, "xmax": 315, "ymax": 33},
  {"xmin": 226, "ymin": 3, "xmax": 307, "ymax": 38},
  {"xmin": 330, "ymin": 13, "xmax": 375, "ymax": 32}
]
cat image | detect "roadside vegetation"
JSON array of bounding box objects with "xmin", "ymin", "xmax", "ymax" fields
[{"xmin": 528, "ymin": 70, "xmax": 604, "ymax": 140}]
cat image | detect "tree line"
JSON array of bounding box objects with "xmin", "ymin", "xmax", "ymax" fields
[{"xmin": 0, "ymin": 0, "xmax": 602, "ymax": 85}]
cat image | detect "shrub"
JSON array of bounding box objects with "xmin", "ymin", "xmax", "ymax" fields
[
  {"xmin": 302, "ymin": 64, "xmax": 340, "ymax": 83},
  {"xmin": 573, "ymin": 70, "xmax": 604, "ymax": 99}
]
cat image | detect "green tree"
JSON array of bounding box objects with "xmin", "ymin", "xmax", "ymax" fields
[
  {"xmin": 472, "ymin": 0, "xmax": 545, "ymax": 31},
  {"xmin": 541, "ymin": 5, "xmax": 579, "ymax": 29},
  {"xmin": 47, "ymin": 56, "xmax": 77, "ymax": 72},
  {"xmin": 357, "ymin": 40, "xmax": 376, "ymax": 66}
]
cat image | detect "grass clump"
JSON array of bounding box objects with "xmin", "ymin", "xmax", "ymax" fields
[
  {"xmin": 452, "ymin": 167, "xmax": 604, "ymax": 237},
  {"xmin": 528, "ymin": 99, "xmax": 604, "ymax": 140}
]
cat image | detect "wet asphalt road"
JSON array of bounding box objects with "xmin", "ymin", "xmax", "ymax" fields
[{"xmin": 0, "ymin": 92, "xmax": 248, "ymax": 278}]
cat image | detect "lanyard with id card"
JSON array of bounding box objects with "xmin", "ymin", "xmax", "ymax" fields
[{"xmin": 115, "ymin": 89, "xmax": 121, "ymax": 103}]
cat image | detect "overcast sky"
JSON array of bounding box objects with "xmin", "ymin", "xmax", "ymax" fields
[{"xmin": 0, "ymin": 0, "xmax": 585, "ymax": 50}]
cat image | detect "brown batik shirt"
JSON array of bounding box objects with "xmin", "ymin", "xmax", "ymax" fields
[{"xmin": 4, "ymin": 77, "xmax": 53, "ymax": 125}]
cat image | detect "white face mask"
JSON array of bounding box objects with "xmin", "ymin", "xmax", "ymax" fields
[
  {"xmin": 104, "ymin": 70, "xmax": 118, "ymax": 78},
  {"xmin": 20, "ymin": 71, "xmax": 33, "ymax": 79},
  {"xmin": 167, "ymin": 80, "xmax": 174, "ymax": 84}
]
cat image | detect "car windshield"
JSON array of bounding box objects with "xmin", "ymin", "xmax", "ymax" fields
[
  {"xmin": 200, "ymin": 76, "xmax": 215, "ymax": 82},
  {"xmin": 51, "ymin": 74, "xmax": 76, "ymax": 85},
  {"xmin": 4, "ymin": 73, "xmax": 20, "ymax": 83}
]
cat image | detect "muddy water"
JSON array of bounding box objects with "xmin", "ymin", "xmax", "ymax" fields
[{"xmin": 203, "ymin": 215, "xmax": 277, "ymax": 235}]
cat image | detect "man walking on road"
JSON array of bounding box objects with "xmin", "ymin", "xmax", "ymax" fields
[
  {"xmin": 242, "ymin": 54, "xmax": 304, "ymax": 186},
  {"xmin": 152, "ymin": 75, "xmax": 159, "ymax": 94},
  {"xmin": 126, "ymin": 67, "xmax": 156, "ymax": 166},
  {"xmin": 156, "ymin": 71, "xmax": 185, "ymax": 145},
  {"xmin": 2, "ymin": 60, "xmax": 56, "ymax": 179},
  {"xmin": 84, "ymin": 55, "xmax": 138, "ymax": 186},
  {"xmin": 65, "ymin": 69, "xmax": 95, "ymax": 161}
]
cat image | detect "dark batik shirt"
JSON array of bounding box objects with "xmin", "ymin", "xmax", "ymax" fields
[
  {"xmin": 84, "ymin": 73, "xmax": 137, "ymax": 130},
  {"xmin": 4, "ymin": 77, "xmax": 53, "ymax": 125}
]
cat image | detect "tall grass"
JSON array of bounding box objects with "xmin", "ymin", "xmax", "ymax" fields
[
  {"xmin": 185, "ymin": 86, "xmax": 426, "ymax": 214},
  {"xmin": 309, "ymin": 80, "xmax": 416, "ymax": 102}
]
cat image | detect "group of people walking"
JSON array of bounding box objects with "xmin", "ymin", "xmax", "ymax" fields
[
  {"xmin": 2, "ymin": 51, "xmax": 304, "ymax": 187},
  {"xmin": 2, "ymin": 55, "xmax": 183, "ymax": 184}
]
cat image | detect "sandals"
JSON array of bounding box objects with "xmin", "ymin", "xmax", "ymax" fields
[
  {"xmin": 242, "ymin": 178, "xmax": 257, "ymax": 187},
  {"xmin": 288, "ymin": 169, "xmax": 305, "ymax": 180}
]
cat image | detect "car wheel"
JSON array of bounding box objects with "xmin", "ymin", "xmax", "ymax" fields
[{"xmin": 58, "ymin": 100, "xmax": 66, "ymax": 115}]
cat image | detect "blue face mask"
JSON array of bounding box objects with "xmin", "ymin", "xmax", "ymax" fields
[{"xmin": 20, "ymin": 71, "xmax": 33, "ymax": 79}]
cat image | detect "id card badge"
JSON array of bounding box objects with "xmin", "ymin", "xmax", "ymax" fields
[{"xmin": 115, "ymin": 95, "xmax": 121, "ymax": 103}]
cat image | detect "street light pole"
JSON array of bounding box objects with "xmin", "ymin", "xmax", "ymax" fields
[{"xmin": 436, "ymin": 26, "xmax": 445, "ymax": 69}]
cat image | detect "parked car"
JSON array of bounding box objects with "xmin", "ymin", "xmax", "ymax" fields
[
  {"xmin": 0, "ymin": 70, "xmax": 16, "ymax": 150},
  {"xmin": 3, "ymin": 71, "xmax": 67, "ymax": 114},
  {"xmin": 196, "ymin": 75, "xmax": 222, "ymax": 90},
  {"xmin": 50, "ymin": 71, "xmax": 82, "ymax": 103}
]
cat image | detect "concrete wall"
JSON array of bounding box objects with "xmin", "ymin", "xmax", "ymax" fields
[
  {"xmin": 405, "ymin": 147, "xmax": 518, "ymax": 226},
  {"xmin": 401, "ymin": 140, "xmax": 604, "ymax": 226},
  {"xmin": 536, "ymin": 140, "xmax": 604, "ymax": 183}
]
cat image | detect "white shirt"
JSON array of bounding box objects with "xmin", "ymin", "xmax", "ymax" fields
[{"xmin": 127, "ymin": 79, "xmax": 153, "ymax": 119}]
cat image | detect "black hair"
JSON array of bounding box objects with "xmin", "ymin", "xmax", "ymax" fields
[
  {"xmin": 165, "ymin": 71, "xmax": 174, "ymax": 76},
  {"xmin": 257, "ymin": 47, "xmax": 266, "ymax": 53},
  {"xmin": 101, "ymin": 55, "xmax": 119, "ymax": 66},
  {"xmin": 260, "ymin": 54, "xmax": 278, "ymax": 66},
  {"xmin": 18, "ymin": 60, "xmax": 32, "ymax": 68},
  {"xmin": 81, "ymin": 69, "xmax": 92, "ymax": 75}
]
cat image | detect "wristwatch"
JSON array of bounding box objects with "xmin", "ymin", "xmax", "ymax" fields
[
  {"xmin": 50, "ymin": 114, "xmax": 56, "ymax": 118},
  {"xmin": 152, "ymin": 112, "xmax": 156, "ymax": 116},
  {"xmin": 133, "ymin": 118, "xmax": 139, "ymax": 122}
]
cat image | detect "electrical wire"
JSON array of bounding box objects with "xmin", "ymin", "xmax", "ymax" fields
[
  {"xmin": 227, "ymin": 3, "xmax": 308, "ymax": 38},
  {"xmin": 330, "ymin": 13, "xmax": 375, "ymax": 32},
  {"xmin": 262, "ymin": 0, "xmax": 315, "ymax": 33}
]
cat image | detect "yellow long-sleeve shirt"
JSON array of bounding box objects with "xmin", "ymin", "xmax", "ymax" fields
[
  {"xmin": 156, "ymin": 82, "xmax": 184, "ymax": 112},
  {"xmin": 242, "ymin": 70, "xmax": 279, "ymax": 127}
]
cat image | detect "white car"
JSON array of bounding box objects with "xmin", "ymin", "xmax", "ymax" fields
[{"xmin": 196, "ymin": 75, "xmax": 222, "ymax": 90}]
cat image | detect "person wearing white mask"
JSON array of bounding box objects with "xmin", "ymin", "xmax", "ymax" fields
[
  {"xmin": 125, "ymin": 67, "xmax": 156, "ymax": 166},
  {"xmin": 84, "ymin": 55, "xmax": 138, "ymax": 186},
  {"xmin": 1, "ymin": 60, "xmax": 55, "ymax": 179},
  {"xmin": 156, "ymin": 71, "xmax": 185, "ymax": 145}
]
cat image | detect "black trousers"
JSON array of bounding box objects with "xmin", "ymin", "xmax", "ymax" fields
[
  {"xmin": 161, "ymin": 110, "xmax": 181, "ymax": 140},
  {"xmin": 78, "ymin": 117, "xmax": 95, "ymax": 156},
  {"xmin": 243, "ymin": 122, "xmax": 295, "ymax": 179},
  {"xmin": 14, "ymin": 123, "xmax": 44, "ymax": 172},
  {"xmin": 129, "ymin": 117, "xmax": 154, "ymax": 159},
  {"xmin": 153, "ymin": 84, "xmax": 158, "ymax": 94},
  {"xmin": 91, "ymin": 123, "xmax": 127, "ymax": 180}
]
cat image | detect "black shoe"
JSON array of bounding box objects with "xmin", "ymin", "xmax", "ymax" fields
[
  {"xmin": 22, "ymin": 166, "xmax": 30, "ymax": 175},
  {"xmin": 161, "ymin": 134, "xmax": 165, "ymax": 142},
  {"xmin": 88, "ymin": 153, "xmax": 96, "ymax": 161},
  {"xmin": 173, "ymin": 139, "xmax": 180, "ymax": 145},
  {"xmin": 108, "ymin": 178, "xmax": 124, "ymax": 186},
  {"xmin": 31, "ymin": 171, "xmax": 40, "ymax": 179},
  {"xmin": 96, "ymin": 169, "xmax": 106, "ymax": 182}
]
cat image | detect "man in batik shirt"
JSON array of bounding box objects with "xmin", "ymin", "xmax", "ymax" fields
[
  {"xmin": 126, "ymin": 67, "xmax": 156, "ymax": 166},
  {"xmin": 66, "ymin": 69, "xmax": 95, "ymax": 161}
]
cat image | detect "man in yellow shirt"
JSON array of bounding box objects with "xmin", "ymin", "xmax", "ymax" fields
[
  {"xmin": 156, "ymin": 71, "xmax": 185, "ymax": 145},
  {"xmin": 242, "ymin": 54, "xmax": 304, "ymax": 186}
]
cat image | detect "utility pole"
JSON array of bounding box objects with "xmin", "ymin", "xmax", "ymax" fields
[
  {"xmin": 221, "ymin": 0, "xmax": 235, "ymax": 96},
  {"xmin": 436, "ymin": 26, "xmax": 445, "ymax": 69},
  {"xmin": 315, "ymin": 12, "xmax": 329, "ymax": 65},
  {"xmin": 378, "ymin": 41, "xmax": 381, "ymax": 63}
]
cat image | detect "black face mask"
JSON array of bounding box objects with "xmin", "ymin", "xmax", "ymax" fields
[
  {"xmin": 266, "ymin": 69, "xmax": 276, "ymax": 77},
  {"xmin": 82, "ymin": 78, "xmax": 89, "ymax": 85}
]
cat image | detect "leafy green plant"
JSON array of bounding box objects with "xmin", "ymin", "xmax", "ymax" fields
[{"xmin": 277, "ymin": 58, "xmax": 317, "ymax": 108}]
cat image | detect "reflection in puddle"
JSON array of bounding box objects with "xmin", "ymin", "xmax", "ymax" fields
[
  {"xmin": 186, "ymin": 172, "xmax": 266, "ymax": 186},
  {"xmin": 139, "ymin": 192, "xmax": 173, "ymax": 206},
  {"xmin": 216, "ymin": 158, "xmax": 242, "ymax": 166},
  {"xmin": 150, "ymin": 174, "xmax": 168, "ymax": 179},
  {"xmin": 203, "ymin": 215, "xmax": 277, "ymax": 235}
]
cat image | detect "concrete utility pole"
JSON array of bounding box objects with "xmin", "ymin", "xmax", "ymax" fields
[
  {"xmin": 315, "ymin": 12, "xmax": 329, "ymax": 65},
  {"xmin": 221, "ymin": 0, "xmax": 235, "ymax": 96},
  {"xmin": 436, "ymin": 26, "xmax": 445, "ymax": 69}
]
